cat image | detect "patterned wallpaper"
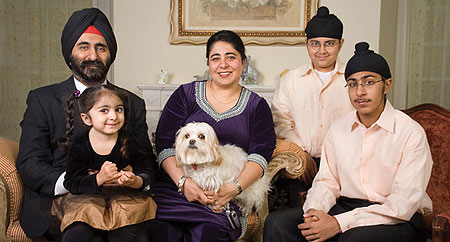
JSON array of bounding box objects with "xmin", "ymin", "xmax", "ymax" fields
[
  {"xmin": 0, "ymin": 0, "xmax": 91, "ymax": 141},
  {"xmin": 407, "ymin": 0, "xmax": 450, "ymax": 109}
]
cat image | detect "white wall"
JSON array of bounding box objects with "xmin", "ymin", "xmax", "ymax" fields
[{"xmin": 113, "ymin": 0, "xmax": 382, "ymax": 96}]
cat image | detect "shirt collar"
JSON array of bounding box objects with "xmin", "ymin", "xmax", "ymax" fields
[
  {"xmin": 374, "ymin": 99, "xmax": 395, "ymax": 133},
  {"xmin": 300, "ymin": 59, "xmax": 345, "ymax": 77},
  {"xmin": 335, "ymin": 60, "xmax": 345, "ymax": 74},
  {"xmin": 73, "ymin": 77, "xmax": 107, "ymax": 94},
  {"xmin": 351, "ymin": 99, "xmax": 395, "ymax": 133}
]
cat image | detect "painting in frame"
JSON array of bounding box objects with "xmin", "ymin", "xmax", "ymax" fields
[{"xmin": 170, "ymin": 0, "xmax": 320, "ymax": 45}]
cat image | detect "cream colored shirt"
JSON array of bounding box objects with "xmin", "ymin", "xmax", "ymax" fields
[
  {"xmin": 271, "ymin": 61, "xmax": 354, "ymax": 158},
  {"xmin": 303, "ymin": 100, "xmax": 433, "ymax": 233}
]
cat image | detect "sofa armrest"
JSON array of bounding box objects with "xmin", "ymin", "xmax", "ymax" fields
[
  {"xmin": 432, "ymin": 211, "xmax": 450, "ymax": 242},
  {"xmin": 267, "ymin": 139, "xmax": 307, "ymax": 181},
  {"xmin": 0, "ymin": 137, "xmax": 25, "ymax": 240},
  {"xmin": 0, "ymin": 174, "xmax": 8, "ymax": 241},
  {"xmin": 238, "ymin": 140, "xmax": 307, "ymax": 242}
]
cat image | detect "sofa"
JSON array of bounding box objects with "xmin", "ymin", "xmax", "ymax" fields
[{"xmin": 0, "ymin": 136, "xmax": 307, "ymax": 242}]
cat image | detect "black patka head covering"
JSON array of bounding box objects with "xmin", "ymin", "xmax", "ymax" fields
[
  {"xmin": 345, "ymin": 42, "xmax": 391, "ymax": 80},
  {"xmin": 305, "ymin": 6, "xmax": 343, "ymax": 39},
  {"xmin": 61, "ymin": 8, "xmax": 117, "ymax": 68}
]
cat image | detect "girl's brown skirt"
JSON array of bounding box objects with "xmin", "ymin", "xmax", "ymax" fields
[{"xmin": 52, "ymin": 186, "xmax": 156, "ymax": 231}]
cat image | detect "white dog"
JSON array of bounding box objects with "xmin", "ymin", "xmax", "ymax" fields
[{"xmin": 175, "ymin": 122, "xmax": 270, "ymax": 216}]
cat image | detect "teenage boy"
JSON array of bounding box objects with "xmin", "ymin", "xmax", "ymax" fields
[{"xmin": 271, "ymin": 6, "xmax": 353, "ymax": 188}]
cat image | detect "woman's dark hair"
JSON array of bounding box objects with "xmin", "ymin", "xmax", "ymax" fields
[
  {"xmin": 206, "ymin": 30, "xmax": 246, "ymax": 64},
  {"xmin": 61, "ymin": 84, "xmax": 130, "ymax": 160}
]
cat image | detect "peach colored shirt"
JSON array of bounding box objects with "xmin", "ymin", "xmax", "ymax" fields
[
  {"xmin": 303, "ymin": 100, "xmax": 433, "ymax": 232},
  {"xmin": 271, "ymin": 61, "xmax": 354, "ymax": 158}
]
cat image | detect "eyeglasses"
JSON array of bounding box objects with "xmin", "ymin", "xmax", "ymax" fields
[
  {"xmin": 345, "ymin": 78, "xmax": 384, "ymax": 90},
  {"xmin": 307, "ymin": 40, "xmax": 340, "ymax": 50}
]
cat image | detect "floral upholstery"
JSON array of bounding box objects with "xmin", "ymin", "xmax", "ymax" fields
[{"xmin": 403, "ymin": 103, "xmax": 450, "ymax": 242}]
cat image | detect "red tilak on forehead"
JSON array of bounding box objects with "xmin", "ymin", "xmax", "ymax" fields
[
  {"xmin": 84, "ymin": 25, "xmax": 103, "ymax": 37},
  {"xmin": 192, "ymin": 164, "xmax": 197, "ymax": 171}
]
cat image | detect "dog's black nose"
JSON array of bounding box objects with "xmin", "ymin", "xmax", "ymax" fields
[{"xmin": 189, "ymin": 139, "xmax": 196, "ymax": 144}]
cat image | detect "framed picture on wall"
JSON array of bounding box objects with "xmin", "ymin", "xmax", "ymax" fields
[{"xmin": 170, "ymin": 0, "xmax": 320, "ymax": 45}]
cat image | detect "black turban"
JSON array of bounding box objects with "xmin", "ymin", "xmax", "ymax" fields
[
  {"xmin": 305, "ymin": 6, "xmax": 343, "ymax": 39},
  {"xmin": 61, "ymin": 8, "xmax": 117, "ymax": 68},
  {"xmin": 345, "ymin": 42, "xmax": 391, "ymax": 80}
]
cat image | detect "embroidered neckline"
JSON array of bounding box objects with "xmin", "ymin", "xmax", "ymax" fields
[
  {"xmin": 209, "ymin": 80, "xmax": 240, "ymax": 105},
  {"xmin": 195, "ymin": 81, "xmax": 250, "ymax": 122}
]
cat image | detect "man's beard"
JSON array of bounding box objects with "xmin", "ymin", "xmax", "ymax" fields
[{"xmin": 69, "ymin": 55, "xmax": 111, "ymax": 84}]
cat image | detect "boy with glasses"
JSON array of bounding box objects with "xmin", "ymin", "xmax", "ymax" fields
[
  {"xmin": 271, "ymin": 5, "xmax": 354, "ymax": 207},
  {"xmin": 264, "ymin": 42, "xmax": 432, "ymax": 242}
]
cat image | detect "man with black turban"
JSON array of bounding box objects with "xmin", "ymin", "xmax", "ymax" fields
[
  {"xmin": 16, "ymin": 8, "xmax": 156, "ymax": 241},
  {"xmin": 264, "ymin": 42, "xmax": 432, "ymax": 242},
  {"xmin": 270, "ymin": 5, "xmax": 354, "ymax": 202}
]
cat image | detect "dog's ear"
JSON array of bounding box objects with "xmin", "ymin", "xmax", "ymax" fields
[
  {"xmin": 175, "ymin": 153, "xmax": 183, "ymax": 168},
  {"xmin": 202, "ymin": 123, "xmax": 223, "ymax": 166},
  {"xmin": 174, "ymin": 127, "xmax": 186, "ymax": 167},
  {"xmin": 175, "ymin": 127, "xmax": 182, "ymax": 146},
  {"xmin": 175, "ymin": 140, "xmax": 185, "ymax": 168},
  {"xmin": 212, "ymin": 137, "xmax": 223, "ymax": 166}
]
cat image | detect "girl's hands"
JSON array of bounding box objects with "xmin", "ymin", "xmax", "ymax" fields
[
  {"xmin": 96, "ymin": 161, "xmax": 121, "ymax": 186},
  {"xmin": 205, "ymin": 182, "xmax": 239, "ymax": 213},
  {"xmin": 96, "ymin": 162, "xmax": 140, "ymax": 188},
  {"xmin": 118, "ymin": 171, "xmax": 143, "ymax": 189},
  {"xmin": 122, "ymin": 165, "xmax": 133, "ymax": 173}
]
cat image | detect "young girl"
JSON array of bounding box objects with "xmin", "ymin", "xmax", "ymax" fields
[{"xmin": 53, "ymin": 85, "xmax": 156, "ymax": 242}]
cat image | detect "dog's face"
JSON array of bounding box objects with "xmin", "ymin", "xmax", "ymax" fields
[{"xmin": 175, "ymin": 122, "xmax": 222, "ymax": 167}]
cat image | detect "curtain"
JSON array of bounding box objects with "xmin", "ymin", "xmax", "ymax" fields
[
  {"xmin": 407, "ymin": 0, "xmax": 450, "ymax": 109},
  {"xmin": 0, "ymin": 0, "xmax": 91, "ymax": 141}
]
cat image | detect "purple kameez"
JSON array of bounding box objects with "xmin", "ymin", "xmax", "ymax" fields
[{"xmin": 150, "ymin": 81, "xmax": 276, "ymax": 242}]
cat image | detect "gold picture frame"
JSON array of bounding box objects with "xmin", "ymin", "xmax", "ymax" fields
[{"xmin": 170, "ymin": 0, "xmax": 320, "ymax": 45}]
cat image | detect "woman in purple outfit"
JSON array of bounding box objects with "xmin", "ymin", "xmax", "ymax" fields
[{"xmin": 147, "ymin": 30, "xmax": 276, "ymax": 242}]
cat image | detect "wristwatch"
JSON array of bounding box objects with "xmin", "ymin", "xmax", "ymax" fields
[
  {"xmin": 235, "ymin": 181, "xmax": 243, "ymax": 195},
  {"xmin": 177, "ymin": 175, "xmax": 188, "ymax": 193}
]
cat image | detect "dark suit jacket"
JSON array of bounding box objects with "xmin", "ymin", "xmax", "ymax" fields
[{"xmin": 16, "ymin": 77, "xmax": 156, "ymax": 238}]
